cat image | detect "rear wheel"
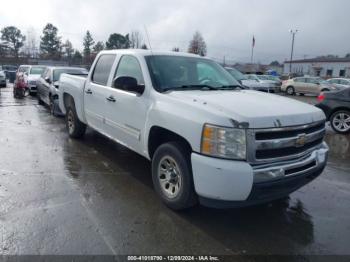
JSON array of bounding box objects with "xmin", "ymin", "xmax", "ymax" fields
[
  {"xmin": 152, "ymin": 142, "xmax": 197, "ymax": 210},
  {"xmin": 330, "ymin": 110, "xmax": 350, "ymax": 134},
  {"xmin": 286, "ymin": 86, "xmax": 295, "ymax": 95},
  {"xmin": 37, "ymin": 93, "xmax": 44, "ymax": 105},
  {"xmin": 66, "ymin": 106, "xmax": 86, "ymax": 138}
]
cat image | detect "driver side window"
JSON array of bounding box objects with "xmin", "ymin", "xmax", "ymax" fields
[{"xmin": 114, "ymin": 55, "xmax": 145, "ymax": 86}]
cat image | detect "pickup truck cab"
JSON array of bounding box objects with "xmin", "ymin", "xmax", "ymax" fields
[{"xmin": 59, "ymin": 50, "xmax": 329, "ymax": 210}]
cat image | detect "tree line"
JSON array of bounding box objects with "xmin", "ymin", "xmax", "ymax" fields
[{"xmin": 0, "ymin": 23, "xmax": 207, "ymax": 64}]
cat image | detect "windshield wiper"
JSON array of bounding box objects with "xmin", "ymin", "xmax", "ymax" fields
[
  {"xmin": 219, "ymin": 85, "xmax": 245, "ymax": 90},
  {"xmin": 162, "ymin": 85, "xmax": 219, "ymax": 92}
]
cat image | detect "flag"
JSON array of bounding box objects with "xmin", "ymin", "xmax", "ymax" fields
[{"xmin": 252, "ymin": 36, "xmax": 256, "ymax": 48}]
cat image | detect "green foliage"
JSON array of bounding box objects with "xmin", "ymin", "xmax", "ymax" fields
[
  {"xmin": 83, "ymin": 30, "xmax": 95, "ymax": 58},
  {"xmin": 93, "ymin": 41, "xmax": 105, "ymax": 53},
  {"xmin": 105, "ymin": 33, "xmax": 130, "ymax": 49},
  {"xmin": 40, "ymin": 23, "xmax": 62, "ymax": 58},
  {"xmin": 0, "ymin": 26, "xmax": 26, "ymax": 57}
]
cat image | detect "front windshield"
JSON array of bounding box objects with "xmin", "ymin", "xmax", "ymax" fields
[
  {"xmin": 145, "ymin": 55, "xmax": 241, "ymax": 91},
  {"xmin": 30, "ymin": 67, "xmax": 46, "ymax": 75},
  {"xmin": 53, "ymin": 68, "xmax": 88, "ymax": 82},
  {"xmin": 225, "ymin": 68, "xmax": 247, "ymax": 81}
]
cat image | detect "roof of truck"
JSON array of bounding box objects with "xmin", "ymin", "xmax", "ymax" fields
[{"xmin": 98, "ymin": 49, "xmax": 203, "ymax": 58}]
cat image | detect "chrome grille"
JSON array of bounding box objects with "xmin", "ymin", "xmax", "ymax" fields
[{"xmin": 247, "ymin": 121, "xmax": 326, "ymax": 164}]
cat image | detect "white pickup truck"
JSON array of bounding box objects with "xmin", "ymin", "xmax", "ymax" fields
[{"xmin": 59, "ymin": 50, "xmax": 329, "ymax": 210}]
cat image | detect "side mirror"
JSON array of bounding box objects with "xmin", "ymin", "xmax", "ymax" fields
[
  {"xmin": 45, "ymin": 77, "xmax": 51, "ymax": 84},
  {"xmin": 113, "ymin": 76, "xmax": 145, "ymax": 95}
]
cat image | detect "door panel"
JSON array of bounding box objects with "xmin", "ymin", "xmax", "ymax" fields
[
  {"xmin": 103, "ymin": 55, "xmax": 149, "ymax": 153},
  {"xmin": 84, "ymin": 54, "xmax": 117, "ymax": 131}
]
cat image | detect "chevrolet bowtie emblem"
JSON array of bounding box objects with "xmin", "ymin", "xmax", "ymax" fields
[{"xmin": 296, "ymin": 134, "xmax": 307, "ymax": 147}]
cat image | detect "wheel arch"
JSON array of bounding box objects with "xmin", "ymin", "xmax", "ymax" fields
[{"xmin": 148, "ymin": 126, "xmax": 193, "ymax": 160}]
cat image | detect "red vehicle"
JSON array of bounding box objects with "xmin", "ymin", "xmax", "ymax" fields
[{"xmin": 13, "ymin": 73, "xmax": 28, "ymax": 98}]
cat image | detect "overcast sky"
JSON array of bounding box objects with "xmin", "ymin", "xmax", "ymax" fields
[{"xmin": 0, "ymin": 0, "xmax": 349, "ymax": 63}]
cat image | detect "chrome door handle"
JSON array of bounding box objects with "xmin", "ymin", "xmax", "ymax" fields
[{"xmin": 106, "ymin": 96, "xmax": 116, "ymax": 102}]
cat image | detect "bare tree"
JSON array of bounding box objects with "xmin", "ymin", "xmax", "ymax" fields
[
  {"xmin": 188, "ymin": 31, "xmax": 207, "ymax": 56},
  {"xmin": 130, "ymin": 31, "xmax": 143, "ymax": 49},
  {"xmin": 24, "ymin": 27, "xmax": 38, "ymax": 58}
]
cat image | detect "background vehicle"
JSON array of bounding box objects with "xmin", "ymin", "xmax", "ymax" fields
[
  {"xmin": 59, "ymin": 50, "xmax": 328, "ymax": 211},
  {"xmin": 27, "ymin": 66, "xmax": 46, "ymax": 95},
  {"xmin": 316, "ymin": 89, "xmax": 350, "ymax": 134},
  {"xmin": 245, "ymin": 74, "xmax": 280, "ymax": 92},
  {"xmin": 0, "ymin": 71, "xmax": 6, "ymax": 87},
  {"xmin": 260, "ymin": 75, "xmax": 282, "ymax": 86},
  {"xmin": 282, "ymin": 77, "xmax": 336, "ymax": 96},
  {"xmin": 327, "ymin": 78, "xmax": 350, "ymax": 90},
  {"xmin": 13, "ymin": 73, "xmax": 28, "ymax": 98},
  {"xmin": 14, "ymin": 65, "xmax": 31, "ymax": 90},
  {"xmin": 225, "ymin": 67, "xmax": 264, "ymax": 90},
  {"xmin": 37, "ymin": 66, "xmax": 88, "ymax": 115}
]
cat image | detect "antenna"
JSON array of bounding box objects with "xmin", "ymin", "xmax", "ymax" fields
[{"xmin": 144, "ymin": 25, "xmax": 153, "ymax": 55}]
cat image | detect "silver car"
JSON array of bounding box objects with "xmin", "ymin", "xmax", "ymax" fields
[
  {"xmin": 245, "ymin": 74, "xmax": 280, "ymax": 93},
  {"xmin": 327, "ymin": 78, "xmax": 350, "ymax": 90}
]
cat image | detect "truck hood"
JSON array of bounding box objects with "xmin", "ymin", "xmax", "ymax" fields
[{"xmin": 168, "ymin": 90, "xmax": 325, "ymax": 128}]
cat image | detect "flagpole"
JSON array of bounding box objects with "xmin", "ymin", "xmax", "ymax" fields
[{"xmin": 251, "ymin": 35, "xmax": 255, "ymax": 64}]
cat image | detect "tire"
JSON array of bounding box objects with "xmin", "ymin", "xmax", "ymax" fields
[
  {"xmin": 286, "ymin": 86, "xmax": 295, "ymax": 95},
  {"xmin": 37, "ymin": 93, "xmax": 44, "ymax": 105},
  {"xmin": 66, "ymin": 105, "xmax": 86, "ymax": 138},
  {"xmin": 330, "ymin": 110, "xmax": 350, "ymax": 134},
  {"xmin": 49, "ymin": 99, "xmax": 55, "ymax": 115},
  {"xmin": 152, "ymin": 142, "xmax": 197, "ymax": 210}
]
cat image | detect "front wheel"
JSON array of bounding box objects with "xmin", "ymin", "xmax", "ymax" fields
[
  {"xmin": 286, "ymin": 86, "xmax": 295, "ymax": 95},
  {"xmin": 152, "ymin": 142, "xmax": 197, "ymax": 210},
  {"xmin": 66, "ymin": 106, "xmax": 86, "ymax": 138},
  {"xmin": 330, "ymin": 110, "xmax": 350, "ymax": 134}
]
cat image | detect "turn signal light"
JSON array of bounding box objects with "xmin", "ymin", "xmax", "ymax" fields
[{"xmin": 318, "ymin": 93, "xmax": 325, "ymax": 102}]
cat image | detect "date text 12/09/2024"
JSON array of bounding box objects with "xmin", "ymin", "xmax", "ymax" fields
[{"xmin": 127, "ymin": 256, "xmax": 220, "ymax": 261}]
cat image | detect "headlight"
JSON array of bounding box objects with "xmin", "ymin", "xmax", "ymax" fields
[{"xmin": 201, "ymin": 124, "xmax": 247, "ymax": 160}]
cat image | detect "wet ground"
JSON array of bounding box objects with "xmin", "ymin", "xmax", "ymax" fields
[{"xmin": 0, "ymin": 86, "xmax": 349, "ymax": 257}]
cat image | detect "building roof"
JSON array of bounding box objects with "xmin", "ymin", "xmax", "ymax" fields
[{"xmin": 285, "ymin": 57, "xmax": 350, "ymax": 64}]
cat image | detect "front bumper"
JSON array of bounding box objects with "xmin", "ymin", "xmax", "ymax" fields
[{"xmin": 191, "ymin": 143, "xmax": 328, "ymax": 208}]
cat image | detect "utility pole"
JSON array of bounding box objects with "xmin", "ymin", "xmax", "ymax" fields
[{"xmin": 289, "ymin": 29, "xmax": 298, "ymax": 74}]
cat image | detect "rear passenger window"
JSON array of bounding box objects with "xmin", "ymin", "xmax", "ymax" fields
[{"xmin": 92, "ymin": 55, "xmax": 116, "ymax": 85}]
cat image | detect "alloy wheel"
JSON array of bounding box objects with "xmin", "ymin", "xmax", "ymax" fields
[{"xmin": 158, "ymin": 156, "xmax": 182, "ymax": 199}]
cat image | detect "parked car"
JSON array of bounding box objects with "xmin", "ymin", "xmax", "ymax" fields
[
  {"xmin": 1, "ymin": 65, "xmax": 18, "ymax": 83},
  {"xmin": 59, "ymin": 50, "xmax": 328, "ymax": 210},
  {"xmin": 245, "ymin": 74, "xmax": 280, "ymax": 92},
  {"xmin": 37, "ymin": 66, "xmax": 88, "ymax": 115},
  {"xmin": 14, "ymin": 65, "xmax": 31, "ymax": 90},
  {"xmin": 281, "ymin": 77, "xmax": 336, "ymax": 96},
  {"xmin": 27, "ymin": 66, "xmax": 46, "ymax": 94},
  {"xmin": 0, "ymin": 71, "xmax": 6, "ymax": 87},
  {"xmin": 261, "ymin": 75, "xmax": 282, "ymax": 86},
  {"xmin": 316, "ymin": 89, "xmax": 350, "ymax": 134},
  {"xmin": 225, "ymin": 67, "xmax": 264, "ymax": 91},
  {"xmin": 327, "ymin": 78, "xmax": 350, "ymax": 90}
]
